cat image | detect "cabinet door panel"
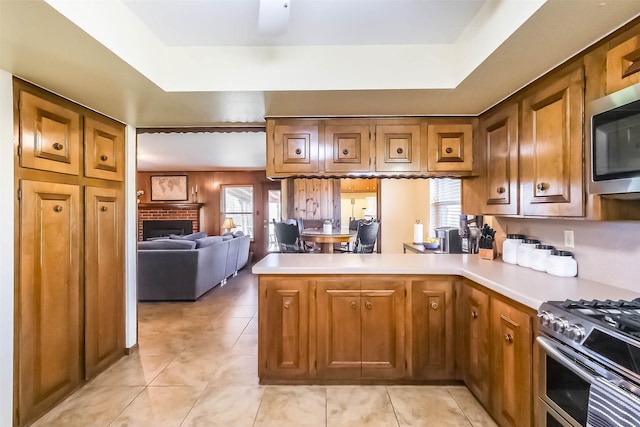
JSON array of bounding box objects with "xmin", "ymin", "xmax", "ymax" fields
[
  {"xmin": 259, "ymin": 278, "xmax": 309, "ymax": 379},
  {"xmin": 427, "ymin": 124, "xmax": 473, "ymax": 172},
  {"xmin": 325, "ymin": 123, "xmax": 371, "ymax": 173},
  {"xmin": 84, "ymin": 116, "xmax": 124, "ymax": 181},
  {"xmin": 606, "ymin": 34, "xmax": 640, "ymax": 94},
  {"xmin": 462, "ymin": 284, "xmax": 490, "ymax": 407},
  {"xmin": 85, "ymin": 187, "xmax": 124, "ymax": 379},
  {"xmin": 521, "ymin": 67, "xmax": 584, "ymax": 217},
  {"xmin": 19, "ymin": 180, "xmax": 81, "ymax": 425},
  {"xmin": 19, "ymin": 91, "xmax": 81, "ymax": 175},
  {"xmin": 491, "ymin": 299, "xmax": 532, "ymax": 427},
  {"xmin": 361, "ymin": 280, "xmax": 405, "ymax": 379},
  {"xmin": 375, "ymin": 124, "xmax": 421, "ymax": 172},
  {"xmin": 273, "ymin": 124, "xmax": 320, "ymax": 173},
  {"xmin": 412, "ymin": 279, "xmax": 454, "ymax": 379},
  {"xmin": 316, "ymin": 280, "xmax": 362, "ymax": 378}
]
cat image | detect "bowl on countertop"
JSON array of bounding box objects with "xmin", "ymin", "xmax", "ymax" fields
[{"xmin": 422, "ymin": 241, "xmax": 439, "ymax": 249}]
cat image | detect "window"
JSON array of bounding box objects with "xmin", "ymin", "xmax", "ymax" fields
[
  {"xmin": 221, "ymin": 185, "xmax": 254, "ymax": 238},
  {"xmin": 429, "ymin": 178, "xmax": 461, "ymax": 232}
]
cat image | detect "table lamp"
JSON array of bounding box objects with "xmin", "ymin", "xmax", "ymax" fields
[{"xmin": 222, "ymin": 217, "xmax": 236, "ymax": 233}]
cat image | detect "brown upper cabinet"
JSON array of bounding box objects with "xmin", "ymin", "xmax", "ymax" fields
[
  {"xmin": 340, "ymin": 178, "xmax": 377, "ymax": 193},
  {"xmin": 266, "ymin": 117, "xmax": 475, "ymax": 178},
  {"xmin": 606, "ymin": 33, "xmax": 640, "ymax": 94},
  {"xmin": 521, "ymin": 66, "xmax": 584, "ymax": 217},
  {"xmin": 84, "ymin": 114, "xmax": 125, "ymax": 181},
  {"xmin": 19, "ymin": 90, "xmax": 82, "ymax": 176}
]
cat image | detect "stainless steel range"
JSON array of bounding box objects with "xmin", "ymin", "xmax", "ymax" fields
[{"xmin": 537, "ymin": 299, "xmax": 640, "ymax": 427}]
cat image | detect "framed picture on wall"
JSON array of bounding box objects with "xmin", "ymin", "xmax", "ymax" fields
[{"xmin": 150, "ymin": 175, "xmax": 188, "ymax": 201}]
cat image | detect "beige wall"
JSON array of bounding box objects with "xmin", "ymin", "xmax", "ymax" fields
[
  {"xmin": 380, "ymin": 179, "xmax": 431, "ymax": 253},
  {"xmin": 494, "ymin": 217, "xmax": 640, "ymax": 293}
]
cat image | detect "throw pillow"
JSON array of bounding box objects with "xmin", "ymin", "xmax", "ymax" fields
[
  {"xmin": 138, "ymin": 239, "xmax": 197, "ymax": 250},
  {"xmin": 169, "ymin": 231, "xmax": 207, "ymax": 241},
  {"xmin": 195, "ymin": 236, "xmax": 224, "ymax": 248}
]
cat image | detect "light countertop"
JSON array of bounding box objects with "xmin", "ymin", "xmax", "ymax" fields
[{"xmin": 252, "ymin": 253, "xmax": 640, "ymax": 310}]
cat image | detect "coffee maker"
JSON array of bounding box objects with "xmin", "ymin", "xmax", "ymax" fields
[
  {"xmin": 459, "ymin": 215, "xmax": 484, "ymax": 254},
  {"xmin": 434, "ymin": 227, "xmax": 463, "ymax": 254}
]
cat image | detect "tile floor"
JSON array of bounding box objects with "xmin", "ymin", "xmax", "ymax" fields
[{"xmin": 33, "ymin": 267, "xmax": 497, "ymax": 427}]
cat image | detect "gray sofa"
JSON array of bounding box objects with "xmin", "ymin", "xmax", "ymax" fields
[{"xmin": 137, "ymin": 232, "xmax": 251, "ymax": 301}]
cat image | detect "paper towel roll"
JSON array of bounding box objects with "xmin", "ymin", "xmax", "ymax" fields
[{"xmin": 413, "ymin": 222, "xmax": 423, "ymax": 243}]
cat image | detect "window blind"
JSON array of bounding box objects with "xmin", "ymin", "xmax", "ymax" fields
[{"xmin": 429, "ymin": 178, "xmax": 461, "ymax": 231}]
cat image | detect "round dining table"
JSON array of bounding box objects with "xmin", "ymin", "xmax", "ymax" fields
[{"xmin": 299, "ymin": 229, "xmax": 357, "ymax": 253}]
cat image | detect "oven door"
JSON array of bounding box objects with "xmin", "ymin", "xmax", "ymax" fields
[{"xmin": 537, "ymin": 336, "xmax": 598, "ymax": 427}]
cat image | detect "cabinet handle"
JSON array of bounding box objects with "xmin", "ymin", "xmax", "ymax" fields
[
  {"xmin": 100, "ymin": 155, "xmax": 108, "ymax": 161},
  {"xmin": 365, "ymin": 301, "xmax": 372, "ymax": 310},
  {"xmin": 536, "ymin": 182, "xmax": 549, "ymax": 191},
  {"xmin": 504, "ymin": 333, "xmax": 514, "ymax": 343},
  {"xmin": 342, "ymin": 149, "xmax": 349, "ymax": 155},
  {"xmin": 445, "ymin": 147, "xmax": 453, "ymax": 154},
  {"xmin": 284, "ymin": 300, "xmax": 291, "ymax": 309},
  {"xmin": 100, "ymin": 206, "xmax": 108, "ymax": 212},
  {"xmin": 53, "ymin": 205, "xmax": 63, "ymax": 213},
  {"xmin": 350, "ymin": 300, "xmax": 357, "ymax": 309},
  {"xmin": 496, "ymin": 186, "xmax": 506, "ymax": 194},
  {"xmin": 471, "ymin": 311, "xmax": 478, "ymax": 319},
  {"xmin": 430, "ymin": 301, "xmax": 439, "ymax": 310},
  {"xmin": 396, "ymin": 147, "xmax": 403, "ymax": 155},
  {"xmin": 53, "ymin": 142, "xmax": 64, "ymax": 151},
  {"xmin": 295, "ymin": 148, "xmax": 302, "ymax": 155}
]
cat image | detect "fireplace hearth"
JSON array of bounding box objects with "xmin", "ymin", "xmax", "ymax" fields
[{"xmin": 142, "ymin": 220, "xmax": 193, "ymax": 240}]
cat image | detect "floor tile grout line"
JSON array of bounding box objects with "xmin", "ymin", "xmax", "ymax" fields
[
  {"xmin": 385, "ymin": 386, "xmax": 402, "ymax": 427},
  {"xmin": 104, "ymin": 385, "xmax": 147, "ymax": 427},
  {"xmin": 445, "ymin": 387, "xmax": 477, "ymax": 427}
]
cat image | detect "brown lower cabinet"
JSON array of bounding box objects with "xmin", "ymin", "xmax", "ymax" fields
[{"xmin": 258, "ymin": 274, "xmax": 534, "ymax": 427}]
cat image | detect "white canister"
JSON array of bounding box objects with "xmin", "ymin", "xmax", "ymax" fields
[
  {"xmin": 530, "ymin": 245, "xmax": 555, "ymax": 271},
  {"xmin": 323, "ymin": 220, "xmax": 332, "ymax": 234},
  {"xmin": 546, "ymin": 250, "xmax": 578, "ymax": 277},
  {"xmin": 517, "ymin": 239, "xmax": 541, "ymax": 268},
  {"xmin": 502, "ymin": 234, "xmax": 525, "ymax": 264}
]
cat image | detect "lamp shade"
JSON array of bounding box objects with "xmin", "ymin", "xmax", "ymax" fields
[{"xmin": 222, "ymin": 217, "xmax": 236, "ymax": 229}]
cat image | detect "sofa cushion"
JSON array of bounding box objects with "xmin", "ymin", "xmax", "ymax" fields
[
  {"xmin": 222, "ymin": 233, "xmax": 234, "ymax": 241},
  {"xmin": 169, "ymin": 231, "xmax": 207, "ymax": 241},
  {"xmin": 138, "ymin": 239, "xmax": 197, "ymax": 250},
  {"xmin": 232, "ymin": 230, "xmax": 244, "ymax": 237},
  {"xmin": 195, "ymin": 236, "xmax": 223, "ymax": 248}
]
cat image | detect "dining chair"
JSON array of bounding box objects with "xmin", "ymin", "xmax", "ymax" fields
[
  {"xmin": 273, "ymin": 219, "xmax": 305, "ymax": 253},
  {"xmin": 353, "ymin": 220, "xmax": 380, "ymax": 253}
]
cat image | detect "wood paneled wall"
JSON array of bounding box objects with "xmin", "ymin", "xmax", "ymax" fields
[
  {"xmin": 136, "ymin": 170, "xmax": 274, "ymax": 259},
  {"xmin": 286, "ymin": 178, "xmax": 341, "ymax": 225}
]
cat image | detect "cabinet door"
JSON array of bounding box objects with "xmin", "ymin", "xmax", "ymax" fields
[
  {"xmin": 325, "ymin": 122, "xmax": 371, "ymax": 173},
  {"xmin": 427, "ymin": 123, "xmax": 473, "ymax": 172},
  {"xmin": 606, "ymin": 34, "xmax": 640, "ymax": 94},
  {"xmin": 491, "ymin": 299, "xmax": 533, "ymax": 427},
  {"xmin": 411, "ymin": 278, "xmax": 454, "ymax": 379},
  {"xmin": 85, "ymin": 187, "xmax": 124, "ymax": 379},
  {"xmin": 461, "ymin": 283, "xmax": 490, "ymax": 407},
  {"xmin": 521, "ymin": 67, "xmax": 584, "ymax": 217},
  {"xmin": 18, "ymin": 180, "xmax": 81, "ymax": 426},
  {"xmin": 268, "ymin": 121, "xmax": 320, "ymax": 175},
  {"xmin": 480, "ymin": 103, "xmax": 519, "ymax": 215},
  {"xmin": 19, "ymin": 91, "xmax": 81, "ymax": 175},
  {"xmin": 316, "ymin": 280, "xmax": 362, "ymax": 379},
  {"xmin": 84, "ymin": 116, "xmax": 125, "ymax": 181},
  {"xmin": 375, "ymin": 124, "xmax": 421, "ymax": 172},
  {"xmin": 258, "ymin": 277, "xmax": 309, "ymax": 379},
  {"xmin": 361, "ymin": 280, "xmax": 405, "ymax": 379}
]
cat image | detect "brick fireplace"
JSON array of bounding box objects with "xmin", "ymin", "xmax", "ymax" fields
[{"xmin": 137, "ymin": 202, "xmax": 203, "ymax": 241}]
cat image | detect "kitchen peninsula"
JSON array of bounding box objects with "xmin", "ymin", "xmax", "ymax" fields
[{"xmin": 252, "ymin": 253, "xmax": 639, "ymax": 427}]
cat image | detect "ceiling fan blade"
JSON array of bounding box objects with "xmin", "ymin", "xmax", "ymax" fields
[{"xmin": 258, "ymin": 0, "xmax": 291, "ymax": 36}]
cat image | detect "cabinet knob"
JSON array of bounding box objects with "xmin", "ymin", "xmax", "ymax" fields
[
  {"xmin": 365, "ymin": 301, "xmax": 372, "ymax": 310},
  {"xmin": 496, "ymin": 186, "xmax": 506, "ymax": 194},
  {"xmin": 53, "ymin": 205, "xmax": 63, "ymax": 212},
  {"xmin": 471, "ymin": 311, "xmax": 478, "ymax": 319},
  {"xmin": 295, "ymin": 148, "xmax": 302, "ymax": 155},
  {"xmin": 100, "ymin": 155, "xmax": 108, "ymax": 161},
  {"xmin": 396, "ymin": 147, "xmax": 403, "ymax": 155},
  {"xmin": 53, "ymin": 142, "xmax": 64, "ymax": 151},
  {"xmin": 342, "ymin": 148, "xmax": 349, "ymax": 155},
  {"xmin": 430, "ymin": 301, "xmax": 439, "ymax": 310},
  {"xmin": 445, "ymin": 147, "xmax": 453, "ymax": 154},
  {"xmin": 284, "ymin": 300, "xmax": 291, "ymax": 309},
  {"xmin": 536, "ymin": 182, "xmax": 549, "ymax": 191},
  {"xmin": 504, "ymin": 333, "xmax": 514, "ymax": 343},
  {"xmin": 350, "ymin": 300, "xmax": 357, "ymax": 309},
  {"xmin": 100, "ymin": 206, "xmax": 108, "ymax": 212}
]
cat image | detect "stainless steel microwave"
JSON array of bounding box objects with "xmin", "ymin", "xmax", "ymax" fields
[{"xmin": 588, "ymin": 82, "xmax": 640, "ymax": 198}]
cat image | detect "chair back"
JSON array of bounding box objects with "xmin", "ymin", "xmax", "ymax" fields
[
  {"xmin": 354, "ymin": 220, "xmax": 380, "ymax": 253},
  {"xmin": 348, "ymin": 218, "xmax": 359, "ymax": 231},
  {"xmin": 273, "ymin": 219, "xmax": 303, "ymax": 253}
]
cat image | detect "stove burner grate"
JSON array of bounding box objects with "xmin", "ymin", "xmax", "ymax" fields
[{"xmin": 562, "ymin": 298, "xmax": 640, "ymax": 311}]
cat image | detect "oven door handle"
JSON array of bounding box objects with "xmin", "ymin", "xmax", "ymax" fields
[{"xmin": 537, "ymin": 336, "xmax": 598, "ymax": 384}]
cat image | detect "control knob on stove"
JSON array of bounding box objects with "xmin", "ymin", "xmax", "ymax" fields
[
  {"xmin": 566, "ymin": 324, "xmax": 585, "ymax": 342},
  {"xmin": 537, "ymin": 310, "xmax": 555, "ymax": 327},
  {"xmin": 552, "ymin": 317, "xmax": 569, "ymax": 334}
]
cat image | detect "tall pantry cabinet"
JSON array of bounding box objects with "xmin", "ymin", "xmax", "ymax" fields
[{"xmin": 13, "ymin": 79, "xmax": 125, "ymax": 426}]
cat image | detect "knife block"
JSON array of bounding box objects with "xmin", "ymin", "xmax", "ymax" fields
[{"xmin": 478, "ymin": 247, "xmax": 496, "ymax": 260}]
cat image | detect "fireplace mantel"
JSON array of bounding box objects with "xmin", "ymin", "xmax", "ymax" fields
[{"xmin": 138, "ymin": 202, "xmax": 204, "ymax": 210}]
